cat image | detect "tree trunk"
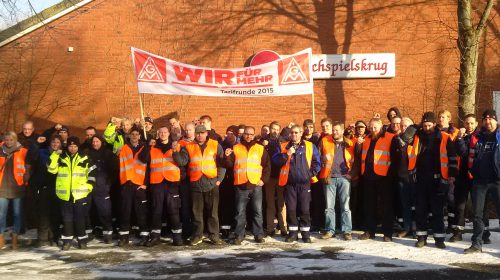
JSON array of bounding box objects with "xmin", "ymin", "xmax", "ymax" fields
[{"xmin": 457, "ymin": 0, "xmax": 494, "ymax": 122}]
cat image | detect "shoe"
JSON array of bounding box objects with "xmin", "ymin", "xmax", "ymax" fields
[
  {"xmin": 285, "ymin": 232, "xmax": 298, "ymax": 243},
  {"xmin": 483, "ymin": 236, "xmax": 492, "ymax": 244},
  {"xmin": 302, "ymin": 237, "xmax": 312, "ymax": 243},
  {"xmin": 397, "ymin": 231, "xmax": 410, "ymax": 238},
  {"xmin": 358, "ymin": 232, "xmax": 374, "ymax": 240},
  {"xmin": 448, "ymin": 232, "xmax": 462, "ymax": 242},
  {"xmin": 118, "ymin": 236, "xmax": 129, "ymax": 247},
  {"xmin": 209, "ymin": 238, "xmax": 225, "ymax": 245},
  {"xmin": 343, "ymin": 233, "xmax": 352, "ymax": 241},
  {"xmin": 11, "ymin": 233, "xmax": 18, "ymax": 250},
  {"xmin": 189, "ymin": 236, "xmax": 203, "ymax": 246},
  {"xmin": 78, "ymin": 240, "xmax": 88, "ymax": 249},
  {"xmin": 62, "ymin": 242, "xmax": 71, "ymax": 251},
  {"xmin": 146, "ymin": 237, "xmax": 161, "ymax": 247},
  {"xmin": 172, "ymin": 233, "xmax": 184, "ymax": 246},
  {"xmin": 464, "ymin": 246, "xmax": 482, "ymax": 254},
  {"xmin": 435, "ymin": 240, "xmax": 446, "ymax": 249},
  {"xmin": 87, "ymin": 233, "xmax": 95, "ymax": 242},
  {"xmin": 383, "ymin": 235, "xmax": 393, "ymax": 242},
  {"xmin": 415, "ymin": 237, "xmax": 427, "ymax": 248},
  {"xmin": 103, "ymin": 235, "xmax": 112, "ymax": 244},
  {"xmin": 265, "ymin": 231, "xmax": 275, "ymax": 238},
  {"xmin": 280, "ymin": 229, "xmax": 288, "ymax": 237},
  {"xmin": 0, "ymin": 234, "xmax": 4, "ymax": 249},
  {"xmin": 321, "ymin": 232, "xmax": 335, "ymax": 240},
  {"xmin": 255, "ymin": 236, "xmax": 265, "ymax": 243},
  {"xmin": 233, "ymin": 238, "xmax": 243, "ymax": 245}
]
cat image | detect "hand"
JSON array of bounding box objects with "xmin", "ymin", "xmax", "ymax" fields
[
  {"xmin": 256, "ymin": 180, "xmax": 264, "ymax": 187},
  {"xmin": 287, "ymin": 146, "xmax": 296, "ymax": 156},
  {"xmin": 37, "ymin": 136, "xmax": 46, "ymax": 143},
  {"xmin": 457, "ymin": 128, "xmax": 466, "ymax": 139},
  {"xmin": 140, "ymin": 119, "xmax": 146, "ymax": 128},
  {"xmin": 225, "ymin": 148, "xmax": 233, "ymax": 156},
  {"xmin": 288, "ymin": 122, "xmax": 295, "ymax": 128},
  {"xmin": 215, "ymin": 181, "xmax": 221, "ymax": 186},
  {"xmin": 111, "ymin": 117, "xmax": 122, "ymax": 126},
  {"xmin": 357, "ymin": 136, "xmax": 365, "ymax": 145},
  {"xmin": 54, "ymin": 123, "xmax": 62, "ymax": 130},
  {"xmin": 55, "ymin": 149, "xmax": 63, "ymax": 155},
  {"xmin": 262, "ymin": 140, "xmax": 269, "ymax": 146},
  {"xmin": 137, "ymin": 185, "xmax": 147, "ymax": 190}
]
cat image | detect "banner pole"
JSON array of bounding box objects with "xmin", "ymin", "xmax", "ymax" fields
[
  {"xmin": 139, "ymin": 93, "xmax": 147, "ymax": 140},
  {"xmin": 311, "ymin": 91, "xmax": 316, "ymax": 123}
]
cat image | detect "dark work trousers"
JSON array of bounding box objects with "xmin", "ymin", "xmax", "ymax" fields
[
  {"xmin": 350, "ymin": 178, "xmax": 364, "ymax": 230},
  {"xmin": 191, "ymin": 185, "xmax": 220, "ymax": 239},
  {"xmin": 119, "ymin": 183, "xmax": 149, "ymax": 238},
  {"xmin": 449, "ymin": 177, "xmax": 490, "ymax": 233},
  {"xmin": 284, "ymin": 183, "xmax": 312, "ymax": 238},
  {"xmin": 60, "ymin": 196, "xmax": 89, "ymax": 243},
  {"xmin": 88, "ymin": 189, "xmax": 113, "ymax": 237},
  {"xmin": 362, "ymin": 177, "xmax": 394, "ymax": 237},
  {"xmin": 310, "ymin": 181, "xmax": 325, "ymax": 232},
  {"xmin": 150, "ymin": 180, "xmax": 182, "ymax": 238},
  {"xmin": 395, "ymin": 176, "xmax": 415, "ymax": 232},
  {"xmin": 35, "ymin": 186, "xmax": 60, "ymax": 242},
  {"xmin": 179, "ymin": 179, "xmax": 193, "ymax": 239},
  {"xmin": 415, "ymin": 175, "xmax": 447, "ymax": 241},
  {"xmin": 219, "ymin": 177, "xmax": 236, "ymax": 232},
  {"xmin": 264, "ymin": 177, "xmax": 286, "ymax": 234}
]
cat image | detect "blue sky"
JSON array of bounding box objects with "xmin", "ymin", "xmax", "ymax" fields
[{"xmin": 0, "ymin": 0, "xmax": 62, "ymax": 29}]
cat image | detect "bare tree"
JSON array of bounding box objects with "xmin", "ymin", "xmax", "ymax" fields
[{"xmin": 457, "ymin": 0, "xmax": 494, "ymax": 121}]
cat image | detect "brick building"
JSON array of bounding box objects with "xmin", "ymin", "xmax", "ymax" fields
[{"xmin": 0, "ymin": 0, "xmax": 499, "ymax": 136}]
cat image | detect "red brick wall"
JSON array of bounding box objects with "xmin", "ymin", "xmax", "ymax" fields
[{"xmin": 0, "ymin": 0, "xmax": 499, "ymax": 137}]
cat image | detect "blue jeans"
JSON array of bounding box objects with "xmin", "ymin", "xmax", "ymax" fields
[
  {"xmin": 324, "ymin": 177, "xmax": 352, "ymax": 234},
  {"xmin": 470, "ymin": 180, "xmax": 500, "ymax": 248},
  {"xmin": 234, "ymin": 186, "xmax": 264, "ymax": 239},
  {"xmin": 0, "ymin": 198, "xmax": 23, "ymax": 234}
]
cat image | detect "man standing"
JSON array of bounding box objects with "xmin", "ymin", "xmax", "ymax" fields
[
  {"xmin": 173, "ymin": 125, "xmax": 226, "ymax": 245},
  {"xmin": 410, "ymin": 112, "xmax": 457, "ymax": 249},
  {"xmin": 224, "ymin": 126, "xmax": 271, "ymax": 244},
  {"xmin": 178, "ymin": 122, "xmax": 195, "ymax": 239},
  {"xmin": 273, "ymin": 125, "xmax": 321, "ymax": 243},
  {"xmin": 464, "ymin": 110, "xmax": 500, "ymax": 253},
  {"xmin": 318, "ymin": 122, "xmax": 354, "ymax": 241},
  {"xmin": 139, "ymin": 126, "xmax": 183, "ymax": 246},
  {"xmin": 200, "ymin": 115, "xmax": 223, "ymax": 143}
]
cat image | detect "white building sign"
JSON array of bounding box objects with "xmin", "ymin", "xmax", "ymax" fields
[{"xmin": 312, "ymin": 53, "xmax": 395, "ymax": 79}]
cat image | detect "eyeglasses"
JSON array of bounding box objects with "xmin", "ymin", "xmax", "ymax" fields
[
  {"xmin": 291, "ymin": 131, "xmax": 300, "ymax": 134},
  {"xmin": 243, "ymin": 133, "xmax": 254, "ymax": 136}
]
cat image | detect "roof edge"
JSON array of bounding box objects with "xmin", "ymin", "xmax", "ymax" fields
[{"xmin": 0, "ymin": 0, "xmax": 94, "ymax": 48}]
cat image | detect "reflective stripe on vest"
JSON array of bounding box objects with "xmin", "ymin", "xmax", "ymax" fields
[
  {"xmin": 318, "ymin": 135, "xmax": 354, "ymax": 179},
  {"xmin": 233, "ymin": 143, "xmax": 264, "ymax": 185},
  {"xmin": 119, "ymin": 145, "xmax": 146, "ymax": 185},
  {"xmin": 278, "ymin": 141, "xmax": 316, "ymax": 187},
  {"xmin": 54, "ymin": 153, "xmax": 93, "ymax": 202},
  {"xmin": 186, "ymin": 139, "xmax": 218, "ymax": 182},
  {"xmin": 149, "ymin": 146, "xmax": 180, "ymax": 183},
  {"xmin": 407, "ymin": 133, "xmax": 450, "ymax": 179},
  {"xmin": 361, "ymin": 132, "xmax": 394, "ymax": 176},
  {"xmin": 0, "ymin": 146, "xmax": 27, "ymax": 186}
]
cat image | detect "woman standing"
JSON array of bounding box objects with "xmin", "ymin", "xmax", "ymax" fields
[{"xmin": 0, "ymin": 131, "xmax": 30, "ymax": 249}]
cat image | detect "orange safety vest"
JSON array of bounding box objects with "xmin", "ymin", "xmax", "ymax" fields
[
  {"xmin": 406, "ymin": 132, "xmax": 450, "ymax": 179},
  {"xmin": 278, "ymin": 140, "xmax": 318, "ymax": 187},
  {"xmin": 149, "ymin": 146, "xmax": 181, "ymax": 183},
  {"xmin": 318, "ymin": 135, "xmax": 354, "ymax": 179},
  {"xmin": 233, "ymin": 143, "xmax": 264, "ymax": 185},
  {"xmin": 0, "ymin": 146, "xmax": 28, "ymax": 186},
  {"xmin": 186, "ymin": 139, "xmax": 218, "ymax": 182},
  {"xmin": 119, "ymin": 145, "xmax": 146, "ymax": 185},
  {"xmin": 361, "ymin": 132, "xmax": 395, "ymax": 176}
]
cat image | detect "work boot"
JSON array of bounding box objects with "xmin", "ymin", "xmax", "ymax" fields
[
  {"xmin": 146, "ymin": 236, "xmax": 161, "ymax": 247},
  {"xmin": 343, "ymin": 233, "xmax": 353, "ymax": 241},
  {"xmin": 139, "ymin": 235, "xmax": 150, "ymax": 246},
  {"xmin": 11, "ymin": 233, "xmax": 18, "ymax": 250},
  {"xmin": 358, "ymin": 232, "xmax": 374, "ymax": 240},
  {"xmin": 118, "ymin": 235, "xmax": 129, "ymax": 247},
  {"xmin": 383, "ymin": 235, "xmax": 393, "ymax": 242},
  {"xmin": 103, "ymin": 235, "xmax": 112, "ymax": 244},
  {"xmin": 280, "ymin": 228, "xmax": 288, "ymax": 237},
  {"xmin": 435, "ymin": 240, "xmax": 446, "ymax": 249},
  {"xmin": 285, "ymin": 231, "xmax": 298, "ymax": 243},
  {"xmin": 61, "ymin": 241, "xmax": 72, "ymax": 251},
  {"xmin": 0, "ymin": 234, "xmax": 4, "ymax": 249},
  {"xmin": 464, "ymin": 245, "xmax": 482, "ymax": 254},
  {"xmin": 233, "ymin": 238, "xmax": 243, "ymax": 245},
  {"xmin": 189, "ymin": 236, "xmax": 203, "ymax": 246},
  {"xmin": 78, "ymin": 239, "xmax": 88, "ymax": 249},
  {"xmin": 172, "ymin": 233, "xmax": 183, "ymax": 246},
  {"xmin": 415, "ymin": 236, "xmax": 427, "ymax": 248},
  {"xmin": 209, "ymin": 236, "xmax": 225, "ymax": 245},
  {"xmin": 321, "ymin": 231, "xmax": 335, "ymax": 240},
  {"xmin": 254, "ymin": 236, "xmax": 265, "ymax": 243},
  {"xmin": 483, "ymin": 232, "xmax": 492, "ymax": 244},
  {"xmin": 448, "ymin": 230, "xmax": 462, "ymax": 242}
]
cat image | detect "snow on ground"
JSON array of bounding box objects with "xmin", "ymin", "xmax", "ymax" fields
[{"xmin": 0, "ymin": 221, "xmax": 498, "ymax": 279}]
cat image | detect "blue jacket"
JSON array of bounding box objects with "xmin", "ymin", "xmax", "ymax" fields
[{"xmin": 272, "ymin": 140, "xmax": 321, "ymax": 185}]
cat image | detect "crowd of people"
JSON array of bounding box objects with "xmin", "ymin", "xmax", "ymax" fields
[{"xmin": 0, "ymin": 108, "xmax": 498, "ymax": 254}]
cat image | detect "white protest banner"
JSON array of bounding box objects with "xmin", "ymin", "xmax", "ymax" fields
[
  {"xmin": 131, "ymin": 48, "xmax": 313, "ymax": 97},
  {"xmin": 312, "ymin": 53, "xmax": 395, "ymax": 79}
]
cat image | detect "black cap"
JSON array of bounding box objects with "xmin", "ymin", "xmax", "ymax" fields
[
  {"xmin": 482, "ymin": 109, "xmax": 497, "ymax": 120},
  {"xmin": 144, "ymin": 117, "xmax": 154, "ymax": 124},
  {"xmin": 67, "ymin": 136, "xmax": 80, "ymax": 146},
  {"xmin": 421, "ymin": 112, "xmax": 436, "ymax": 124},
  {"xmin": 60, "ymin": 126, "xmax": 69, "ymax": 132}
]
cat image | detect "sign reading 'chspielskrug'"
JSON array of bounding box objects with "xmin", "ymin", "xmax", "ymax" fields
[{"xmin": 312, "ymin": 53, "xmax": 395, "ymax": 79}]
